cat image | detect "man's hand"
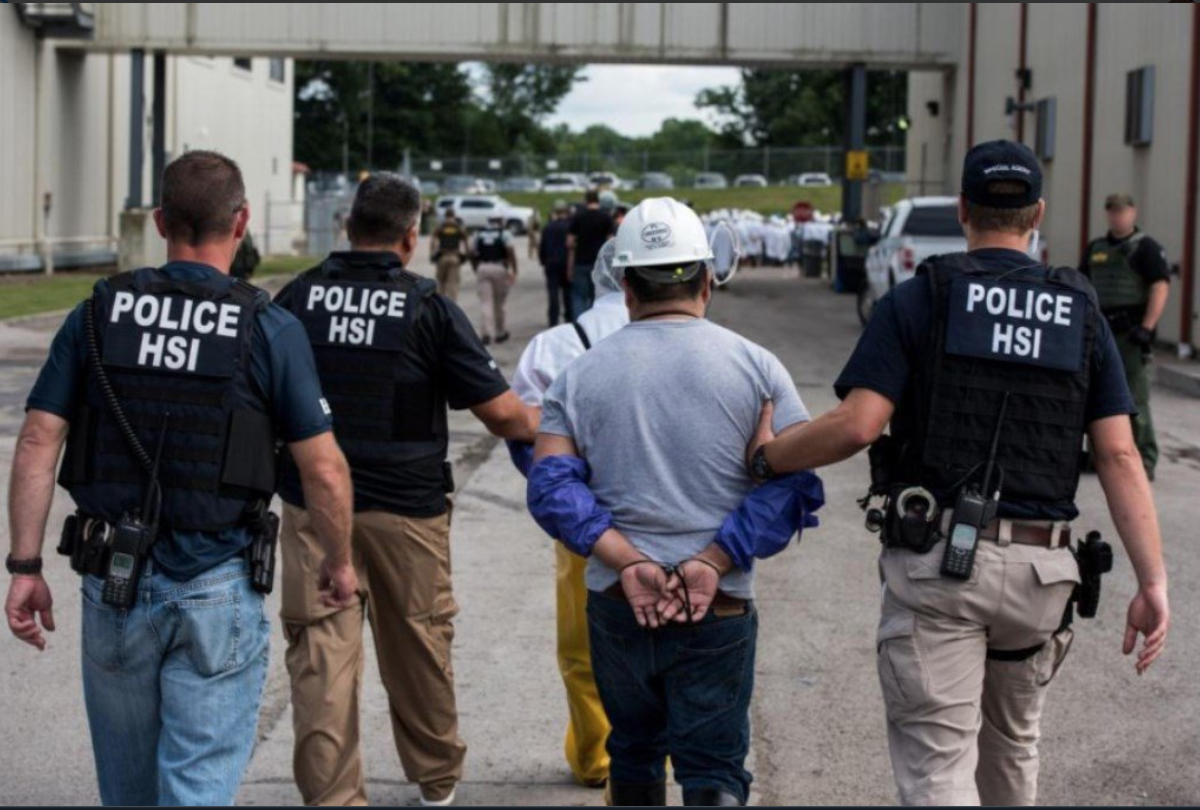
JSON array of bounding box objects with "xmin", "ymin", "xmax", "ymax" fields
[
  {"xmin": 1124, "ymin": 584, "xmax": 1169, "ymax": 675},
  {"xmin": 6, "ymin": 575, "xmax": 55, "ymax": 651},
  {"xmin": 745, "ymin": 399, "xmax": 775, "ymax": 474},
  {"xmin": 1129, "ymin": 325, "xmax": 1155, "ymax": 354},
  {"xmin": 660, "ymin": 560, "xmax": 722, "ymax": 624},
  {"xmin": 620, "ymin": 562, "xmax": 671, "ymax": 629},
  {"xmin": 318, "ymin": 558, "xmax": 360, "ymax": 610}
]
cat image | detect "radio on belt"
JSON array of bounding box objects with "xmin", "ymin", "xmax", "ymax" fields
[{"xmin": 941, "ymin": 392, "xmax": 1010, "ymax": 581}]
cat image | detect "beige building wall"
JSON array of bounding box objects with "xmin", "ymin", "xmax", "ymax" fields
[{"xmin": 0, "ymin": 11, "xmax": 294, "ymax": 268}]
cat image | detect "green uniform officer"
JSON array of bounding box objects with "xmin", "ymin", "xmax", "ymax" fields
[{"xmin": 1080, "ymin": 193, "xmax": 1171, "ymax": 480}]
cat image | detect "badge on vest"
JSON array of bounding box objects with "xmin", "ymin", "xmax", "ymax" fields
[
  {"xmin": 303, "ymin": 281, "xmax": 408, "ymax": 349},
  {"xmin": 946, "ymin": 278, "xmax": 1086, "ymax": 372},
  {"xmin": 103, "ymin": 291, "xmax": 243, "ymax": 376}
]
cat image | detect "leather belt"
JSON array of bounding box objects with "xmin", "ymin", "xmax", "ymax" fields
[{"xmin": 940, "ymin": 512, "xmax": 1071, "ymax": 549}]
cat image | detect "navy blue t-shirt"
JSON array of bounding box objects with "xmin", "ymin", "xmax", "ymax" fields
[
  {"xmin": 27, "ymin": 262, "xmax": 334, "ymax": 581},
  {"xmin": 834, "ymin": 248, "xmax": 1136, "ymax": 520}
]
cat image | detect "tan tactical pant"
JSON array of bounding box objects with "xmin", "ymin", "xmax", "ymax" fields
[
  {"xmin": 436, "ymin": 255, "xmax": 462, "ymax": 302},
  {"xmin": 876, "ymin": 532, "xmax": 1080, "ymax": 806},
  {"xmin": 280, "ymin": 504, "xmax": 465, "ymax": 806}
]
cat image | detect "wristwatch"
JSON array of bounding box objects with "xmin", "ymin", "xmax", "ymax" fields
[
  {"xmin": 5, "ymin": 555, "xmax": 44, "ymax": 576},
  {"xmin": 750, "ymin": 446, "xmax": 777, "ymax": 484}
]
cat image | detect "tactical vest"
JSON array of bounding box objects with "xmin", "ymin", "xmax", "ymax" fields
[
  {"xmin": 1086, "ymin": 233, "xmax": 1147, "ymax": 312},
  {"xmin": 898, "ymin": 253, "xmax": 1099, "ymax": 515},
  {"xmin": 475, "ymin": 228, "xmax": 508, "ymax": 263},
  {"xmin": 436, "ymin": 224, "xmax": 465, "ymax": 254},
  {"xmin": 59, "ymin": 268, "xmax": 278, "ymax": 532},
  {"xmin": 284, "ymin": 254, "xmax": 438, "ymax": 469}
]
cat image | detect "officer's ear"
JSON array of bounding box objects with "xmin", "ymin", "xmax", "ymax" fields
[
  {"xmin": 402, "ymin": 223, "xmax": 420, "ymax": 256},
  {"xmin": 152, "ymin": 208, "xmax": 168, "ymax": 240},
  {"xmin": 232, "ymin": 204, "xmax": 250, "ymax": 241},
  {"xmin": 957, "ymin": 195, "xmax": 969, "ymax": 227},
  {"xmin": 1032, "ymin": 199, "xmax": 1047, "ymax": 231}
]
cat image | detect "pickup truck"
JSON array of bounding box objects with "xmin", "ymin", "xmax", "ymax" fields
[{"xmin": 859, "ymin": 196, "xmax": 966, "ymax": 324}]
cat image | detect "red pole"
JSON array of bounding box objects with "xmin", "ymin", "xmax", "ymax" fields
[
  {"xmin": 1181, "ymin": 3, "xmax": 1200, "ymax": 347},
  {"xmin": 1078, "ymin": 4, "xmax": 1097, "ymax": 261}
]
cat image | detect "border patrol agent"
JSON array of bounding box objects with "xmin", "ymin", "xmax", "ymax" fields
[
  {"xmin": 4, "ymin": 151, "xmax": 358, "ymax": 806},
  {"xmin": 274, "ymin": 173, "xmax": 539, "ymax": 808},
  {"xmin": 430, "ymin": 209, "xmax": 469, "ymax": 303},
  {"xmin": 1079, "ymin": 193, "xmax": 1171, "ymax": 480},
  {"xmin": 751, "ymin": 142, "xmax": 1169, "ymax": 806}
]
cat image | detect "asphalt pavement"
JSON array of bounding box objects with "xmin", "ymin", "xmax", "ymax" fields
[{"xmin": 0, "ymin": 242, "xmax": 1197, "ymax": 805}]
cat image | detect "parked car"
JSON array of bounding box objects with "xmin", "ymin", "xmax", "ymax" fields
[
  {"xmin": 639, "ymin": 172, "xmax": 675, "ymax": 190},
  {"xmin": 734, "ymin": 174, "xmax": 769, "ymax": 188},
  {"xmin": 543, "ymin": 173, "xmax": 587, "ymax": 194},
  {"xmin": 588, "ymin": 171, "xmax": 622, "ymax": 190},
  {"xmin": 860, "ymin": 196, "xmax": 965, "ymax": 325},
  {"xmin": 797, "ymin": 172, "xmax": 834, "ymax": 187},
  {"xmin": 450, "ymin": 195, "xmax": 536, "ymax": 234},
  {"xmin": 441, "ymin": 175, "xmax": 477, "ymax": 194},
  {"xmin": 694, "ymin": 172, "xmax": 728, "ymax": 190},
  {"xmin": 500, "ymin": 176, "xmax": 543, "ymax": 193}
]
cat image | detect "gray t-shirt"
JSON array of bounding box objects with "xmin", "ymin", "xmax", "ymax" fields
[{"xmin": 540, "ymin": 318, "xmax": 809, "ymax": 599}]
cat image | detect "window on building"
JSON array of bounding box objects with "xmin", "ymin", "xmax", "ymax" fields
[
  {"xmin": 1035, "ymin": 97, "xmax": 1056, "ymax": 162},
  {"xmin": 233, "ymin": 57, "xmax": 252, "ymax": 72},
  {"xmin": 269, "ymin": 58, "xmax": 286, "ymax": 83},
  {"xmin": 1125, "ymin": 66, "xmax": 1155, "ymax": 147}
]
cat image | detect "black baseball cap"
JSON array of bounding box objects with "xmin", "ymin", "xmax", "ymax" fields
[{"xmin": 961, "ymin": 140, "xmax": 1043, "ymax": 208}]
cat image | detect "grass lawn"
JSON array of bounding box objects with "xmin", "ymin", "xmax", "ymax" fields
[
  {"xmin": 502, "ymin": 184, "xmax": 907, "ymax": 222},
  {"xmin": 0, "ymin": 255, "xmax": 318, "ymax": 321}
]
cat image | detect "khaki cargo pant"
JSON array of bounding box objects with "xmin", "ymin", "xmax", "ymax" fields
[
  {"xmin": 280, "ymin": 504, "xmax": 466, "ymax": 806},
  {"xmin": 436, "ymin": 255, "xmax": 463, "ymax": 303},
  {"xmin": 876, "ymin": 533, "xmax": 1080, "ymax": 806}
]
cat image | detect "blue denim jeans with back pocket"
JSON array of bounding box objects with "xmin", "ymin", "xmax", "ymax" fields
[
  {"xmin": 80, "ymin": 556, "xmax": 270, "ymax": 806},
  {"xmin": 587, "ymin": 590, "xmax": 758, "ymax": 802}
]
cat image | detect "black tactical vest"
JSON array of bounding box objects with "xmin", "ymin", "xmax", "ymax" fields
[
  {"xmin": 898, "ymin": 253, "xmax": 1099, "ymax": 516},
  {"xmin": 475, "ymin": 228, "xmax": 508, "ymax": 263},
  {"xmin": 59, "ymin": 268, "xmax": 278, "ymax": 532},
  {"xmin": 284, "ymin": 254, "xmax": 438, "ymax": 468},
  {"xmin": 436, "ymin": 223, "xmax": 466, "ymax": 254}
]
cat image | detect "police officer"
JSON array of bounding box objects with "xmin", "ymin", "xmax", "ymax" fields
[
  {"xmin": 750, "ymin": 142, "xmax": 1169, "ymax": 806},
  {"xmin": 4, "ymin": 150, "xmax": 358, "ymax": 806},
  {"xmin": 1080, "ymin": 193, "xmax": 1171, "ymax": 480},
  {"xmin": 430, "ymin": 209, "xmax": 469, "ymax": 302},
  {"xmin": 274, "ymin": 173, "xmax": 539, "ymax": 808},
  {"xmin": 470, "ymin": 213, "xmax": 518, "ymax": 345}
]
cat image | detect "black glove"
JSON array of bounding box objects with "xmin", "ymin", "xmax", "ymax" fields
[{"xmin": 1129, "ymin": 325, "xmax": 1155, "ymax": 352}]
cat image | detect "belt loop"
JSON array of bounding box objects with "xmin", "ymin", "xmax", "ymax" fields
[
  {"xmin": 1051, "ymin": 521, "xmax": 1068, "ymax": 549},
  {"xmin": 997, "ymin": 519, "xmax": 1013, "ymax": 547}
]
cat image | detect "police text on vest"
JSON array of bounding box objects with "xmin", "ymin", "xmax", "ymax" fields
[
  {"xmin": 110, "ymin": 292, "xmax": 240, "ymax": 372},
  {"xmin": 306, "ymin": 284, "xmax": 407, "ymax": 347},
  {"xmin": 964, "ymin": 283, "xmax": 1074, "ymax": 361}
]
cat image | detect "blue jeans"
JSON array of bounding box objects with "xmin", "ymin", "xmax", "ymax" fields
[
  {"xmin": 587, "ymin": 591, "xmax": 758, "ymax": 802},
  {"xmin": 571, "ymin": 262, "xmax": 596, "ymax": 320},
  {"xmin": 81, "ymin": 557, "xmax": 270, "ymax": 806}
]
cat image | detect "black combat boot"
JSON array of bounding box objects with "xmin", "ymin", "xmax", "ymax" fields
[
  {"xmin": 608, "ymin": 779, "xmax": 668, "ymax": 807},
  {"xmin": 682, "ymin": 786, "xmax": 743, "ymax": 806}
]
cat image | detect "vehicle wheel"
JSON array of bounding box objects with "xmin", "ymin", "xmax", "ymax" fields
[
  {"xmin": 506, "ymin": 219, "xmax": 526, "ymax": 236},
  {"xmin": 857, "ymin": 284, "xmax": 877, "ymax": 326}
]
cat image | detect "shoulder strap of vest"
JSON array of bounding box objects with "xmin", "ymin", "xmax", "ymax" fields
[
  {"xmin": 572, "ymin": 321, "xmax": 592, "ymax": 351},
  {"xmin": 229, "ymin": 278, "xmax": 271, "ymax": 312}
]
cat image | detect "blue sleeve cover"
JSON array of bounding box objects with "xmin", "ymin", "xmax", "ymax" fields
[
  {"xmin": 715, "ymin": 472, "xmax": 826, "ymax": 572},
  {"xmin": 506, "ymin": 440, "xmax": 535, "ymax": 478},
  {"xmin": 526, "ymin": 455, "xmax": 614, "ymax": 558}
]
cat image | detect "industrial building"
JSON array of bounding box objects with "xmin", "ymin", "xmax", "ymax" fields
[
  {"xmin": 0, "ymin": 3, "xmax": 296, "ymax": 274},
  {"xmin": 1, "ymin": 2, "xmax": 1197, "ymax": 355}
]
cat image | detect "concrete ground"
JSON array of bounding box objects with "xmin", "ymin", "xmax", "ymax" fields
[{"xmin": 0, "ymin": 241, "xmax": 1197, "ymax": 806}]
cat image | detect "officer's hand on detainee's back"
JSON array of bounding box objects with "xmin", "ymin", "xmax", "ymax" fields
[
  {"xmin": 1124, "ymin": 583, "xmax": 1169, "ymax": 676},
  {"xmin": 745, "ymin": 399, "xmax": 776, "ymax": 475},
  {"xmin": 5, "ymin": 575, "xmax": 55, "ymax": 651},
  {"xmin": 318, "ymin": 557, "xmax": 360, "ymax": 610}
]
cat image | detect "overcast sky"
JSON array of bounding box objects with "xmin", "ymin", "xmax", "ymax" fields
[{"xmin": 545, "ymin": 65, "xmax": 742, "ymax": 135}]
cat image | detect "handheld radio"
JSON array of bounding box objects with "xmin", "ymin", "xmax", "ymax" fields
[
  {"xmin": 941, "ymin": 393, "xmax": 1009, "ymax": 580},
  {"xmin": 101, "ymin": 416, "xmax": 168, "ymax": 608}
]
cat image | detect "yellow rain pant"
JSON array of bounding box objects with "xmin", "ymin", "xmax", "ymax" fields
[{"xmin": 556, "ymin": 543, "xmax": 611, "ymax": 786}]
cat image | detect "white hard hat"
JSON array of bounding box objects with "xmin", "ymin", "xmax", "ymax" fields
[
  {"xmin": 591, "ymin": 238, "xmax": 622, "ymax": 295},
  {"xmin": 612, "ymin": 198, "xmax": 714, "ymax": 283}
]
